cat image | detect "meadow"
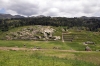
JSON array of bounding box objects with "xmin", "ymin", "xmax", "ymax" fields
[
  {"xmin": 0, "ymin": 40, "xmax": 100, "ymax": 66},
  {"xmin": 0, "ymin": 50, "xmax": 100, "ymax": 66}
]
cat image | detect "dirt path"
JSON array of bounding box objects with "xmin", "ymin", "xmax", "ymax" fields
[
  {"xmin": 0, "ymin": 47, "xmax": 95, "ymax": 53},
  {"xmin": 0, "ymin": 47, "xmax": 38, "ymax": 51},
  {"xmin": 0, "ymin": 47, "xmax": 74, "ymax": 51}
]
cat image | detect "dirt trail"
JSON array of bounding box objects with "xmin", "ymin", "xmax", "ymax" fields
[
  {"xmin": 0, "ymin": 47, "xmax": 95, "ymax": 53},
  {"xmin": 0, "ymin": 47, "xmax": 38, "ymax": 51}
]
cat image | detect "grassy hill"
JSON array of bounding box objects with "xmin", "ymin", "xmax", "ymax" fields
[
  {"xmin": 0, "ymin": 25, "xmax": 100, "ymax": 66},
  {"xmin": 0, "ymin": 25, "xmax": 100, "ymax": 51}
]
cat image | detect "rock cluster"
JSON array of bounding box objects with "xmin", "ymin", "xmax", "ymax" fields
[{"xmin": 6, "ymin": 26, "xmax": 60, "ymax": 40}]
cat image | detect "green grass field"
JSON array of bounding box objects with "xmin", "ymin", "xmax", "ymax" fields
[
  {"xmin": 0, "ymin": 40, "xmax": 99, "ymax": 51},
  {"xmin": 0, "ymin": 40, "xmax": 71, "ymax": 50},
  {"xmin": 0, "ymin": 40, "xmax": 100, "ymax": 66},
  {"xmin": 0, "ymin": 50, "xmax": 100, "ymax": 66}
]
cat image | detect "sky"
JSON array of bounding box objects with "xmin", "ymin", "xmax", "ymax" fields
[{"xmin": 0, "ymin": 0, "xmax": 100, "ymax": 17}]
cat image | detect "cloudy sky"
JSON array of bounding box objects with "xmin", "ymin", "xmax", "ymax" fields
[{"xmin": 0, "ymin": 0, "xmax": 100, "ymax": 17}]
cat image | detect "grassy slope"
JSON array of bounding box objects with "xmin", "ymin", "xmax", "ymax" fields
[
  {"xmin": 0, "ymin": 26, "xmax": 100, "ymax": 66},
  {"xmin": 0, "ymin": 26, "xmax": 100, "ymax": 51},
  {"xmin": 0, "ymin": 40, "xmax": 71, "ymax": 50}
]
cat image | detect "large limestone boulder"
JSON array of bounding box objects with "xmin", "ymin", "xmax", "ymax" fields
[
  {"xmin": 41, "ymin": 27, "xmax": 55, "ymax": 39},
  {"xmin": 53, "ymin": 36, "xmax": 61, "ymax": 40}
]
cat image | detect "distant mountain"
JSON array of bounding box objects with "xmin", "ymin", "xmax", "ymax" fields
[
  {"xmin": 1, "ymin": 14, "xmax": 100, "ymax": 20},
  {"xmin": 0, "ymin": 14, "xmax": 12, "ymax": 19},
  {"xmin": 36, "ymin": 15, "xmax": 46, "ymax": 18},
  {"xmin": 90, "ymin": 17, "xmax": 100, "ymax": 20},
  {"xmin": 0, "ymin": 14, "xmax": 25, "ymax": 19},
  {"xmin": 13, "ymin": 15, "xmax": 25, "ymax": 18},
  {"xmin": 81, "ymin": 16, "xmax": 100, "ymax": 20}
]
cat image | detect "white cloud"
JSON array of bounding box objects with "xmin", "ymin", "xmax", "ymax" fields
[
  {"xmin": 6, "ymin": 10, "xmax": 18, "ymax": 15},
  {"xmin": 0, "ymin": 0, "xmax": 100, "ymax": 17}
]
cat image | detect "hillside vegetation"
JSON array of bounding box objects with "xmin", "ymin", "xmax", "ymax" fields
[
  {"xmin": 0, "ymin": 17, "xmax": 100, "ymax": 66},
  {"xmin": 0, "ymin": 26, "xmax": 100, "ymax": 66},
  {"xmin": 0, "ymin": 25, "xmax": 100, "ymax": 51},
  {"xmin": 0, "ymin": 17, "xmax": 100, "ymax": 32}
]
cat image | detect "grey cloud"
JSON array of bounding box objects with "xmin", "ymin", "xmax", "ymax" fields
[
  {"xmin": 0, "ymin": 0, "xmax": 100, "ymax": 17},
  {"xmin": 5, "ymin": 0, "xmax": 39, "ymax": 16},
  {"xmin": 80, "ymin": 0, "xmax": 100, "ymax": 17}
]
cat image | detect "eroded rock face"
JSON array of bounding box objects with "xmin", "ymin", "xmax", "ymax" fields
[
  {"xmin": 6, "ymin": 26, "xmax": 60, "ymax": 40},
  {"xmin": 41, "ymin": 27, "xmax": 55, "ymax": 39}
]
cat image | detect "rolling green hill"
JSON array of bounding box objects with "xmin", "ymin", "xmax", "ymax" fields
[{"xmin": 0, "ymin": 25, "xmax": 100, "ymax": 51}]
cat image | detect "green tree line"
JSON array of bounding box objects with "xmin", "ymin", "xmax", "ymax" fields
[{"xmin": 0, "ymin": 17, "xmax": 100, "ymax": 31}]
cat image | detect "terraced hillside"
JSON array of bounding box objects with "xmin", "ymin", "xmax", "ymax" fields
[
  {"xmin": 61, "ymin": 29, "xmax": 100, "ymax": 51},
  {"xmin": 63, "ymin": 33, "xmax": 91, "ymax": 42},
  {"xmin": 62, "ymin": 28, "xmax": 100, "ymax": 42}
]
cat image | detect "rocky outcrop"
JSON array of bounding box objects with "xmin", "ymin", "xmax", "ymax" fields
[
  {"xmin": 41, "ymin": 26, "xmax": 55, "ymax": 39},
  {"xmin": 6, "ymin": 26, "xmax": 60, "ymax": 41}
]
